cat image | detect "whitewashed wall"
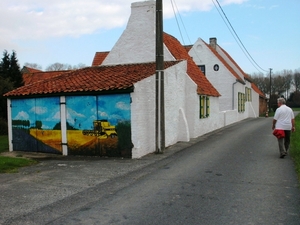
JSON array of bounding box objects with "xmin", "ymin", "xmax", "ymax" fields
[
  {"xmin": 130, "ymin": 74, "xmax": 156, "ymax": 158},
  {"xmin": 101, "ymin": 0, "xmax": 258, "ymax": 159},
  {"xmin": 131, "ymin": 61, "xmax": 225, "ymax": 158},
  {"xmin": 189, "ymin": 38, "xmax": 246, "ymax": 112}
]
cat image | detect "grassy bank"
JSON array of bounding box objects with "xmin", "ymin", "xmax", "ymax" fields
[
  {"xmin": 291, "ymin": 113, "xmax": 300, "ymax": 181},
  {"xmin": 0, "ymin": 135, "xmax": 37, "ymax": 173},
  {"xmin": 0, "ymin": 156, "xmax": 37, "ymax": 173}
]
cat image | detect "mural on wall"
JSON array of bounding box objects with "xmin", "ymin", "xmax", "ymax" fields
[
  {"xmin": 10, "ymin": 94, "xmax": 132, "ymax": 157},
  {"xmin": 11, "ymin": 97, "xmax": 62, "ymax": 154},
  {"xmin": 65, "ymin": 94, "xmax": 132, "ymax": 157}
]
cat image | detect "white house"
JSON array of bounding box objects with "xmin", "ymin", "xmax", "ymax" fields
[
  {"xmin": 5, "ymin": 0, "xmax": 264, "ymax": 159},
  {"xmin": 188, "ymin": 37, "xmax": 261, "ymax": 122}
]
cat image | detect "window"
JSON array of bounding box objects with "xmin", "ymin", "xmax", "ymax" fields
[
  {"xmin": 245, "ymin": 87, "xmax": 252, "ymax": 102},
  {"xmin": 238, "ymin": 92, "xmax": 245, "ymax": 112},
  {"xmin": 198, "ymin": 65, "xmax": 206, "ymax": 75},
  {"xmin": 199, "ymin": 95, "xmax": 210, "ymax": 118}
]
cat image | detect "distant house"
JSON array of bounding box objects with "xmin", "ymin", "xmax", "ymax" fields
[
  {"xmin": 21, "ymin": 67, "xmax": 71, "ymax": 86},
  {"xmin": 187, "ymin": 37, "xmax": 267, "ymax": 117},
  {"xmin": 4, "ymin": 0, "xmax": 265, "ymax": 158}
]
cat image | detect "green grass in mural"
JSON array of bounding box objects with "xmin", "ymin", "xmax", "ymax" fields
[
  {"xmin": 0, "ymin": 156, "xmax": 37, "ymax": 173},
  {"xmin": 0, "ymin": 135, "xmax": 9, "ymax": 153},
  {"xmin": 291, "ymin": 113, "xmax": 300, "ymax": 181}
]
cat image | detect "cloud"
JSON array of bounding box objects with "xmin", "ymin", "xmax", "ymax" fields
[
  {"xmin": 0, "ymin": 0, "xmax": 247, "ymax": 41},
  {"xmin": 116, "ymin": 101, "xmax": 130, "ymax": 111},
  {"xmin": 30, "ymin": 106, "xmax": 47, "ymax": 114},
  {"xmin": 98, "ymin": 111, "xmax": 108, "ymax": 118},
  {"xmin": 0, "ymin": 0, "xmax": 130, "ymax": 51},
  {"xmin": 14, "ymin": 111, "xmax": 29, "ymax": 120},
  {"xmin": 66, "ymin": 108, "xmax": 85, "ymax": 123}
]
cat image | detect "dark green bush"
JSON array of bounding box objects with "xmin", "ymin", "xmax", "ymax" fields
[{"xmin": 0, "ymin": 118, "xmax": 8, "ymax": 135}]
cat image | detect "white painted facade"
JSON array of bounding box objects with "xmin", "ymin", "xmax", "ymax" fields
[
  {"xmin": 101, "ymin": 0, "xmax": 263, "ymax": 158},
  {"xmin": 188, "ymin": 38, "xmax": 259, "ymax": 119},
  {"xmin": 103, "ymin": 1, "xmax": 222, "ymax": 158},
  {"xmin": 130, "ymin": 59, "xmax": 224, "ymax": 158}
]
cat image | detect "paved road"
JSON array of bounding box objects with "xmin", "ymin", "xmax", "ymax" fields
[{"xmin": 1, "ymin": 117, "xmax": 299, "ymax": 224}]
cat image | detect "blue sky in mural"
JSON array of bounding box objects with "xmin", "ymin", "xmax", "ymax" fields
[
  {"xmin": 11, "ymin": 94, "xmax": 131, "ymax": 130},
  {"xmin": 11, "ymin": 97, "xmax": 61, "ymax": 130},
  {"xmin": 66, "ymin": 94, "xmax": 131, "ymax": 130}
]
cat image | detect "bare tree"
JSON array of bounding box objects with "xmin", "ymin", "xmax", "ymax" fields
[
  {"xmin": 294, "ymin": 69, "xmax": 300, "ymax": 92},
  {"xmin": 280, "ymin": 69, "xmax": 293, "ymax": 98},
  {"xmin": 46, "ymin": 62, "xmax": 86, "ymax": 71},
  {"xmin": 46, "ymin": 63, "xmax": 68, "ymax": 71},
  {"xmin": 250, "ymin": 72, "xmax": 269, "ymax": 95}
]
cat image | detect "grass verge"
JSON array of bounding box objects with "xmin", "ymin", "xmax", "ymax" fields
[
  {"xmin": 0, "ymin": 156, "xmax": 37, "ymax": 173},
  {"xmin": 0, "ymin": 135, "xmax": 38, "ymax": 173},
  {"xmin": 291, "ymin": 113, "xmax": 300, "ymax": 181}
]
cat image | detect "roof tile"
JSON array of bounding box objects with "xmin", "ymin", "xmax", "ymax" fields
[
  {"xmin": 91, "ymin": 52, "xmax": 109, "ymax": 66},
  {"xmin": 5, "ymin": 61, "xmax": 180, "ymax": 97},
  {"xmin": 164, "ymin": 33, "xmax": 220, "ymax": 97}
]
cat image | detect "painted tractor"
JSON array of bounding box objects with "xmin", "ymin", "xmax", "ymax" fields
[{"xmin": 82, "ymin": 120, "xmax": 117, "ymax": 138}]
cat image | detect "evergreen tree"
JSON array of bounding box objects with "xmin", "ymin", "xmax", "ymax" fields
[
  {"xmin": 10, "ymin": 51, "xmax": 23, "ymax": 87},
  {"xmin": 0, "ymin": 50, "xmax": 23, "ymax": 119},
  {"xmin": 0, "ymin": 76, "xmax": 14, "ymax": 119},
  {"xmin": 0, "ymin": 50, "xmax": 23, "ymax": 88},
  {"xmin": 0, "ymin": 50, "xmax": 10, "ymax": 80}
]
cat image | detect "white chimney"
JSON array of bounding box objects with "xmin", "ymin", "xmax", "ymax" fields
[
  {"xmin": 209, "ymin": 37, "xmax": 217, "ymax": 50},
  {"xmin": 102, "ymin": 1, "xmax": 156, "ymax": 65}
]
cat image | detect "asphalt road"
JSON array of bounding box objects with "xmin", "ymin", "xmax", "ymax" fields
[{"xmin": 1, "ymin": 117, "xmax": 299, "ymax": 225}]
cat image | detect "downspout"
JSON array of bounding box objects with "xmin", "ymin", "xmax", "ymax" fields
[{"xmin": 232, "ymin": 80, "xmax": 238, "ymax": 110}]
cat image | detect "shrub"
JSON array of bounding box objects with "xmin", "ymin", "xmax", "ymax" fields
[{"xmin": 0, "ymin": 118, "xmax": 8, "ymax": 135}]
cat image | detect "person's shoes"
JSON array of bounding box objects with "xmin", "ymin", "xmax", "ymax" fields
[{"xmin": 280, "ymin": 154, "xmax": 286, "ymax": 158}]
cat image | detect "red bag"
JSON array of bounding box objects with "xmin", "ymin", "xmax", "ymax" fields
[{"xmin": 273, "ymin": 129, "xmax": 285, "ymax": 139}]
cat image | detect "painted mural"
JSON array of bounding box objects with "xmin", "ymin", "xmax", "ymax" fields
[
  {"xmin": 11, "ymin": 97, "xmax": 62, "ymax": 154},
  {"xmin": 65, "ymin": 94, "xmax": 132, "ymax": 157},
  {"xmin": 11, "ymin": 94, "xmax": 132, "ymax": 157}
]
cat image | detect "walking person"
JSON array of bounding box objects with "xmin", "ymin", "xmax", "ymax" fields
[{"xmin": 272, "ymin": 97, "xmax": 295, "ymax": 158}]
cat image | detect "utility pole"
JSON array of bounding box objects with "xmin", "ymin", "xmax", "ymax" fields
[
  {"xmin": 269, "ymin": 68, "xmax": 272, "ymax": 112},
  {"xmin": 155, "ymin": 0, "xmax": 165, "ymax": 153}
]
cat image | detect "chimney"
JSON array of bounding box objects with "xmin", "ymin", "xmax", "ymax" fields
[{"xmin": 209, "ymin": 37, "xmax": 217, "ymax": 50}]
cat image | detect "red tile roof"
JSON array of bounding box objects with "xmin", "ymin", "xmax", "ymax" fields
[
  {"xmin": 217, "ymin": 45, "xmax": 265, "ymax": 97},
  {"xmin": 92, "ymin": 51, "xmax": 109, "ymax": 66},
  {"xmin": 21, "ymin": 66, "xmax": 43, "ymax": 74},
  {"xmin": 251, "ymin": 83, "xmax": 266, "ymax": 98},
  {"xmin": 164, "ymin": 33, "xmax": 220, "ymax": 97},
  {"xmin": 218, "ymin": 45, "xmax": 252, "ymax": 82},
  {"xmin": 23, "ymin": 70, "xmax": 71, "ymax": 86},
  {"xmin": 5, "ymin": 61, "xmax": 180, "ymax": 97},
  {"xmin": 183, "ymin": 45, "xmax": 193, "ymax": 53}
]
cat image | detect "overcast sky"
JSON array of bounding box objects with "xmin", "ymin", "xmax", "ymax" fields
[{"xmin": 1, "ymin": 0, "xmax": 299, "ymax": 74}]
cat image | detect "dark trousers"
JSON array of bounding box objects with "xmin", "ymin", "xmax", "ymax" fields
[{"xmin": 277, "ymin": 130, "xmax": 291, "ymax": 156}]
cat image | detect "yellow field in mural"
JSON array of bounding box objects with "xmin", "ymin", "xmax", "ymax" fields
[
  {"xmin": 30, "ymin": 129, "xmax": 118, "ymax": 154},
  {"xmin": 30, "ymin": 129, "xmax": 62, "ymax": 151}
]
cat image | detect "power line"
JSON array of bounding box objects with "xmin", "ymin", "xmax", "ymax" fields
[
  {"xmin": 213, "ymin": 0, "xmax": 269, "ymax": 73},
  {"xmin": 170, "ymin": 0, "xmax": 185, "ymax": 45},
  {"xmin": 211, "ymin": 0, "xmax": 261, "ymax": 73},
  {"xmin": 170, "ymin": 0, "xmax": 203, "ymax": 63},
  {"xmin": 170, "ymin": 0, "xmax": 268, "ymax": 73},
  {"xmin": 170, "ymin": 0, "xmax": 194, "ymax": 46}
]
